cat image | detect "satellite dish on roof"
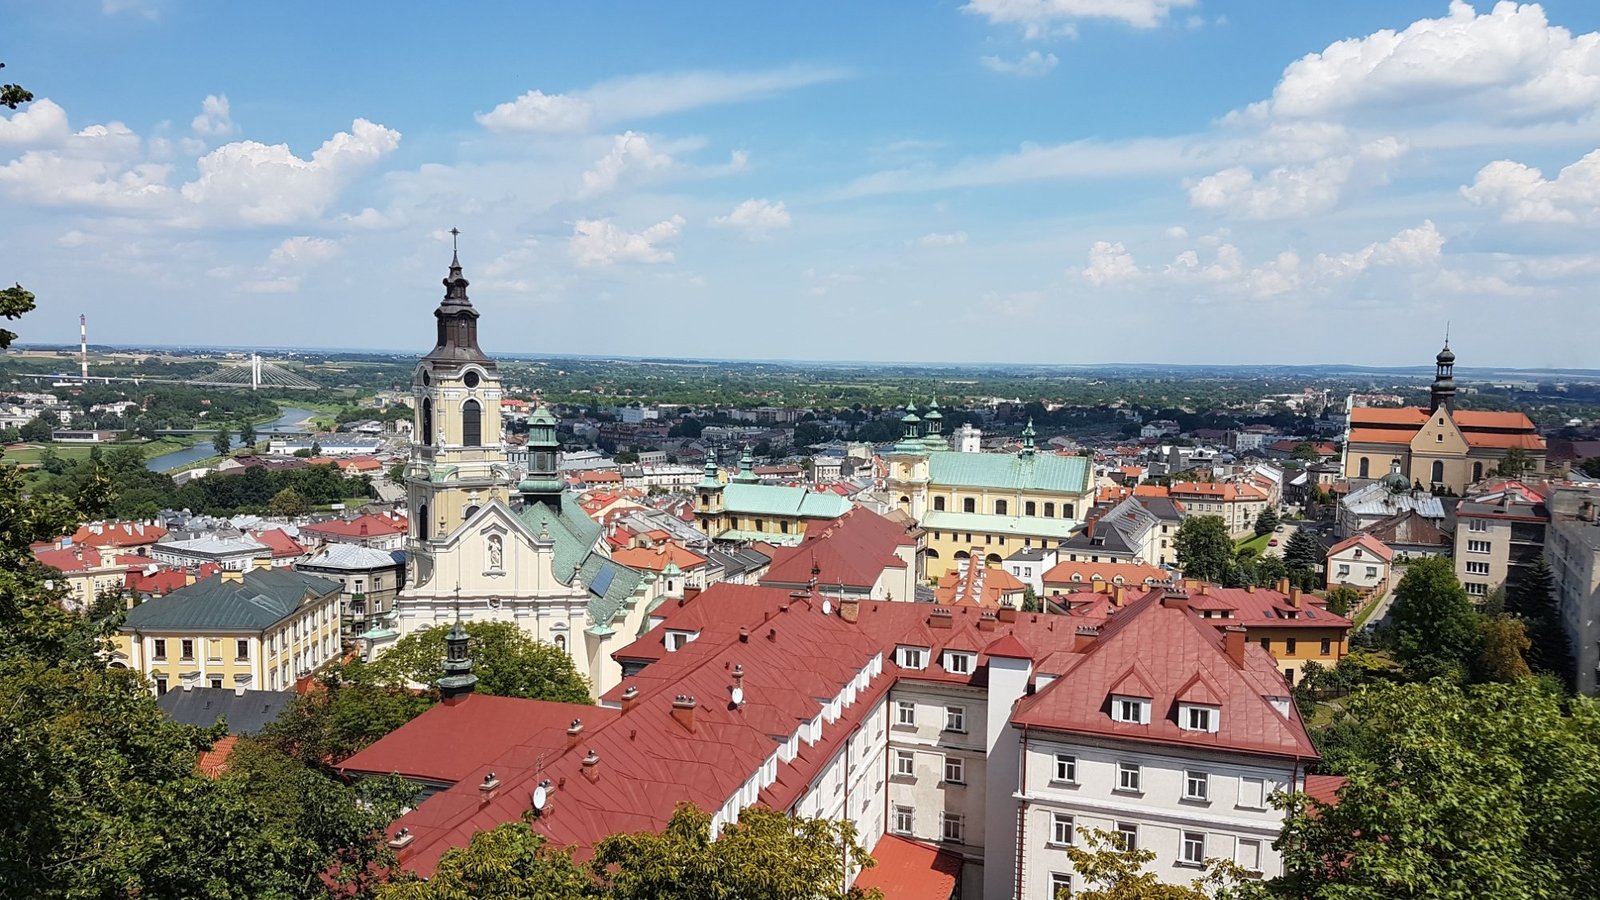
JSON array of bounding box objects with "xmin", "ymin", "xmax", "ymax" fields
[
  {"xmin": 730, "ymin": 686, "xmax": 745, "ymax": 707},
  {"xmin": 822, "ymin": 599, "xmax": 833, "ymax": 616},
  {"xmin": 531, "ymin": 781, "xmax": 549, "ymax": 812}
]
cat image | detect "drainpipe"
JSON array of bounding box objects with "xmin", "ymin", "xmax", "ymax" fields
[{"xmin": 1014, "ymin": 725, "xmax": 1030, "ymax": 900}]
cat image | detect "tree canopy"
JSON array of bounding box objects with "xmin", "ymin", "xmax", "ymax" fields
[
  {"xmin": 1174, "ymin": 516, "xmax": 1233, "ymax": 583},
  {"xmin": 366, "ymin": 621, "xmax": 591, "ymax": 703},
  {"xmin": 1386, "ymin": 556, "xmax": 1481, "ymax": 681}
]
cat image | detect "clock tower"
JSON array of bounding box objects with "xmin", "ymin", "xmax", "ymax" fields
[{"xmin": 406, "ymin": 232, "xmax": 512, "ymax": 588}]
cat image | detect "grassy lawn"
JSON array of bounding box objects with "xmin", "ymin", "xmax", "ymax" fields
[
  {"xmin": 2, "ymin": 438, "xmax": 193, "ymax": 466},
  {"xmin": 1235, "ymin": 532, "xmax": 1271, "ymax": 556}
]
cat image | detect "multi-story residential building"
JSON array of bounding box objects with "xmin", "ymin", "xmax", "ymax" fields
[
  {"xmin": 1003, "ymin": 546, "xmax": 1058, "ymax": 594},
  {"xmin": 112, "ymin": 569, "xmax": 343, "ymax": 694},
  {"xmin": 34, "ymin": 544, "xmax": 137, "ymax": 611},
  {"xmin": 1165, "ymin": 481, "xmax": 1271, "ymax": 539},
  {"xmin": 69, "ymin": 520, "xmax": 168, "ymax": 555},
  {"xmin": 342, "ymin": 580, "xmax": 1318, "ymax": 896},
  {"xmin": 152, "ymin": 535, "xmax": 271, "ymax": 571},
  {"xmin": 1546, "ymin": 485, "xmax": 1600, "ymax": 693},
  {"xmin": 1341, "ymin": 343, "xmax": 1545, "ymax": 494},
  {"xmin": 1452, "ymin": 482, "xmax": 1548, "ymax": 600},
  {"xmin": 1324, "ymin": 533, "xmax": 1393, "ymax": 594},
  {"xmin": 758, "ymin": 506, "xmax": 921, "ymax": 603},
  {"xmin": 1336, "ymin": 471, "xmax": 1448, "ymax": 537},
  {"xmin": 295, "ymin": 543, "xmax": 406, "ymax": 640},
  {"xmin": 299, "ymin": 513, "xmax": 409, "ymax": 552}
]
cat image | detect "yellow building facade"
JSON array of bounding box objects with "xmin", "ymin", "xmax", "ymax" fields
[{"xmin": 113, "ymin": 569, "xmax": 343, "ymax": 694}]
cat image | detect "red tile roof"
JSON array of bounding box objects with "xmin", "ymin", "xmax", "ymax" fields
[
  {"xmin": 935, "ymin": 561, "xmax": 1025, "ymax": 608},
  {"xmin": 610, "ymin": 542, "xmax": 708, "ymax": 573},
  {"xmin": 251, "ymin": 528, "xmax": 308, "ymax": 559},
  {"xmin": 70, "ymin": 521, "xmax": 167, "ymax": 548},
  {"xmin": 1325, "ymin": 532, "xmax": 1394, "ymax": 564},
  {"xmin": 301, "ymin": 514, "xmax": 407, "ymax": 539},
  {"xmin": 1042, "ymin": 560, "xmax": 1166, "ymax": 589},
  {"xmin": 760, "ymin": 507, "xmax": 914, "ymax": 591},
  {"xmin": 1012, "ymin": 590, "xmax": 1317, "ymax": 759},
  {"xmin": 852, "ymin": 835, "xmax": 961, "ymax": 900}
]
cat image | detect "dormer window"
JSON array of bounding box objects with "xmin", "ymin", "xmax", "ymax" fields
[
  {"xmin": 943, "ymin": 651, "xmax": 974, "ymax": 674},
  {"xmin": 897, "ymin": 646, "xmax": 928, "ymax": 669},
  {"xmin": 1111, "ymin": 695, "xmax": 1151, "ymax": 725},
  {"xmin": 1180, "ymin": 704, "xmax": 1220, "ymax": 733},
  {"xmin": 664, "ymin": 630, "xmax": 699, "ymax": 652}
]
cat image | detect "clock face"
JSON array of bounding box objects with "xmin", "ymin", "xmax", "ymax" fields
[{"xmin": 464, "ymin": 370, "xmax": 481, "ymax": 388}]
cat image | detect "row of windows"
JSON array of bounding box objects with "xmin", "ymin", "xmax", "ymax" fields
[
  {"xmin": 1110, "ymin": 698, "xmax": 1218, "ymax": 732},
  {"xmin": 891, "ymin": 805, "xmax": 966, "ymax": 843},
  {"xmin": 931, "ymin": 497, "xmax": 1074, "ymax": 518},
  {"xmin": 151, "ymin": 637, "xmax": 251, "ymax": 662},
  {"xmin": 1046, "ymin": 754, "xmax": 1273, "ymax": 808},
  {"xmin": 1259, "ymin": 637, "xmax": 1335, "ymax": 656},
  {"xmin": 892, "ymin": 749, "xmax": 966, "ymax": 784},
  {"xmin": 894, "ymin": 699, "xmax": 967, "ymax": 733}
]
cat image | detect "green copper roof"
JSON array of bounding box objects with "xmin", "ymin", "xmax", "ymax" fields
[
  {"xmin": 721, "ymin": 482, "xmax": 852, "ymax": 519},
  {"xmin": 922, "ymin": 510, "xmax": 1082, "ymax": 540},
  {"xmin": 512, "ymin": 494, "xmax": 640, "ymax": 625},
  {"xmin": 122, "ymin": 569, "xmax": 341, "ymax": 633},
  {"xmin": 927, "ymin": 449, "xmax": 1089, "ymax": 494},
  {"xmin": 901, "ymin": 412, "xmax": 921, "ymax": 423},
  {"xmin": 530, "ymin": 405, "xmax": 558, "ymax": 427}
]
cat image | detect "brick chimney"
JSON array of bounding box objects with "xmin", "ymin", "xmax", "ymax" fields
[
  {"xmin": 1223, "ymin": 625, "xmax": 1246, "ymax": 667},
  {"xmin": 1161, "ymin": 587, "xmax": 1189, "ymax": 611},
  {"xmin": 977, "ymin": 612, "xmax": 999, "ymax": 632},
  {"xmin": 839, "ymin": 598, "xmax": 860, "ymax": 624},
  {"xmin": 1277, "ymin": 577, "xmax": 1291, "ymax": 594},
  {"xmin": 621, "ymin": 684, "xmax": 640, "ymax": 712},
  {"xmin": 1112, "ymin": 584, "xmax": 1126, "ymax": 607},
  {"xmin": 670, "ymin": 694, "xmax": 698, "ymax": 733},
  {"xmin": 1073, "ymin": 624, "xmax": 1100, "ymax": 652},
  {"xmin": 581, "ymin": 748, "xmax": 601, "ymax": 783},
  {"xmin": 567, "ymin": 718, "xmax": 584, "ymax": 746},
  {"xmin": 1288, "ymin": 588, "xmax": 1302, "ymax": 609},
  {"xmin": 928, "ymin": 608, "xmax": 954, "ymax": 629},
  {"xmin": 996, "ymin": 606, "xmax": 1018, "ymax": 623},
  {"xmin": 683, "ymin": 585, "xmax": 701, "ymax": 603}
]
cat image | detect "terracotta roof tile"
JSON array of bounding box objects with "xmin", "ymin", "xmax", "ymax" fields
[{"xmin": 853, "ymin": 835, "xmax": 962, "ymax": 900}]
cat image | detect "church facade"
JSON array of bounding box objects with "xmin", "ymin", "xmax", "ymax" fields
[
  {"xmin": 1341, "ymin": 343, "xmax": 1545, "ymax": 495},
  {"xmin": 364, "ymin": 245, "xmax": 662, "ymax": 695}
]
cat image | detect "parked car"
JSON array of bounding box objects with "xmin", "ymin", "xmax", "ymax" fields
[
  {"xmin": 1267, "ymin": 538, "xmax": 1279, "ymax": 547},
  {"xmin": 1274, "ymin": 525, "xmax": 1286, "ymax": 533}
]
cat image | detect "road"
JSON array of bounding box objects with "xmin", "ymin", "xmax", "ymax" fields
[{"xmin": 1261, "ymin": 522, "xmax": 1298, "ymax": 559}]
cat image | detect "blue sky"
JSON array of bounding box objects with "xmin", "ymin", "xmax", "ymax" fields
[{"xmin": 6, "ymin": 1, "xmax": 1600, "ymax": 367}]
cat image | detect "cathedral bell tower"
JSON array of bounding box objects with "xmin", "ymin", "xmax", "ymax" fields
[
  {"xmin": 407, "ymin": 231, "xmax": 512, "ymax": 588},
  {"xmin": 1429, "ymin": 338, "xmax": 1456, "ymax": 413}
]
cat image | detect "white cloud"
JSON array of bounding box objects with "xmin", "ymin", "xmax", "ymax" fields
[
  {"xmin": 478, "ymin": 66, "xmax": 848, "ymax": 134},
  {"xmin": 179, "ymin": 118, "xmax": 401, "ymax": 225},
  {"xmin": 237, "ymin": 277, "xmax": 299, "ymax": 294},
  {"xmin": 1311, "ymin": 220, "xmax": 1444, "ymax": 278},
  {"xmin": 1268, "ymin": 1, "xmax": 1600, "ymax": 122},
  {"xmin": 267, "ymin": 236, "xmax": 339, "ymax": 266},
  {"xmin": 579, "ymin": 131, "xmax": 675, "ymax": 196},
  {"xmin": 1462, "ymin": 149, "xmax": 1600, "ymax": 224},
  {"xmin": 918, "ymin": 231, "xmax": 969, "ymax": 247},
  {"xmin": 1081, "ymin": 240, "xmax": 1139, "ymax": 285},
  {"xmin": 190, "ymin": 94, "xmax": 237, "ymax": 137},
  {"xmin": 1188, "ymin": 137, "xmax": 1404, "ymax": 219},
  {"xmin": 963, "ymin": 0, "xmax": 1196, "ymax": 33},
  {"xmin": 569, "ymin": 215, "xmax": 686, "ymax": 266},
  {"xmin": 980, "ymin": 51, "xmax": 1060, "ymax": 77},
  {"xmin": 711, "ymin": 199, "xmax": 791, "ymax": 240},
  {"xmin": 0, "ymin": 98, "xmax": 70, "ymax": 146},
  {"xmin": 1165, "ymin": 225, "xmax": 1187, "ymax": 239}
]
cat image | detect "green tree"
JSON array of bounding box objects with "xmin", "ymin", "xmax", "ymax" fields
[
  {"xmin": 1495, "ymin": 447, "xmax": 1532, "ymax": 480},
  {"xmin": 1508, "ymin": 555, "xmax": 1573, "ymax": 687},
  {"xmin": 1471, "ymin": 615, "xmax": 1532, "ymax": 683},
  {"xmin": 213, "ymin": 425, "xmax": 232, "ymax": 456},
  {"xmin": 268, "ymin": 486, "xmax": 311, "ymax": 518},
  {"xmin": 19, "ymin": 410, "xmax": 56, "ymax": 443},
  {"xmin": 1282, "ymin": 528, "xmax": 1322, "ymax": 572},
  {"xmin": 376, "ymin": 819, "xmax": 594, "ymax": 900},
  {"xmin": 367, "ymin": 621, "xmax": 591, "ymax": 703},
  {"xmin": 310, "ymin": 440, "xmax": 323, "ymax": 456},
  {"xmin": 0, "ymin": 61, "xmax": 30, "ymax": 111},
  {"xmin": 1063, "ymin": 828, "xmax": 1265, "ymax": 900},
  {"xmin": 1278, "ymin": 679, "xmax": 1600, "ymax": 900},
  {"xmin": 1022, "ymin": 585, "xmax": 1043, "ymax": 613},
  {"xmin": 1174, "ymin": 516, "xmax": 1232, "ymax": 583},
  {"xmin": 387, "ymin": 462, "xmax": 406, "ymax": 483},
  {"xmin": 1291, "ymin": 442, "xmax": 1323, "ymax": 461},
  {"xmin": 258, "ymin": 665, "xmax": 435, "ymax": 769},
  {"xmin": 1253, "ymin": 506, "xmax": 1279, "ymax": 537},
  {"xmin": 1323, "ymin": 585, "xmax": 1361, "ymax": 618},
  {"xmin": 238, "ymin": 419, "xmax": 257, "ymax": 448},
  {"xmin": 1386, "ymin": 556, "xmax": 1481, "ymax": 681}
]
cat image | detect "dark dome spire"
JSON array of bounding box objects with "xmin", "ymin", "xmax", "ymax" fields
[
  {"xmin": 1429, "ymin": 332, "xmax": 1455, "ymax": 413},
  {"xmin": 423, "ymin": 228, "xmax": 492, "ymax": 366}
]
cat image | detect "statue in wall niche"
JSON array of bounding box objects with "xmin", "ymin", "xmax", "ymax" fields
[{"xmin": 488, "ymin": 535, "xmax": 503, "ymax": 570}]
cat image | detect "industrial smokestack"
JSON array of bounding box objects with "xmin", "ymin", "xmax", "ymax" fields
[{"xmin": 79, "ymin": 314, "xmax": 88, "ymax": 380}]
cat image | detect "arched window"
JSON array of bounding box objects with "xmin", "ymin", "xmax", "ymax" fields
[
  {"xmin": 995, "ymin": 499, "xmax": 1008, "ymax": 515},
  {"xmin": 1044, "ymin": 502, "xmax": 1056, "ymax": 518},
  {"xmin": 421, "ymin": 398, "xmax": 434, "ymax": 443},
  {"xmin": 465, "ymin": 505, "xmax": 480, "ymax": 521},
  {"xmin": 418, "ymin": 504, "xmax": 430, "ymax": 541},
  {"xmin": 986, "ymin": 553, "xmax": 1002, "ymax": 566},
  {"xmin": 898, "ymin": 496, "xmax": 910, "ymax": 510},
  {"xmin": 1025, "ymin": 501, "xmax": 1037, "ymax": 516},
  {"xmin": 963, "ymin": 497, "xmax": 976, "ymax": 513},
  {"xmin": 1473, "ymin": 461, "xmax": 1484, "ymax": 482},
  {"xmin": 954, "ymin": 550, "xmax": 970, "ymax": 560},
  {"xmin": 934, "ymin": 496, "xmax": 946, "ymax": 511},
  {"xmin": 1431, "ymin": 460, "xmax": 1444, "ymax": 484},
  {"xmin": 462, "ymin": 399, "xmax": 482, "ymax": 447},
  {"xmin": 1358, "ymin": 457, "xmax": 1370, "ymax": 478},
  {"xmin": 924, "ymin": 548, "xmax": 940, "ymax": 560}
]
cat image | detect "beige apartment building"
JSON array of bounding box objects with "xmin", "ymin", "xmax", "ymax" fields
[{"xmin": 1453, "ymin": 483, "xmax": 1548, "ymax": 600}]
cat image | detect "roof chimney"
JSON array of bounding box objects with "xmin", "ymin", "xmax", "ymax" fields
[
  {"xmin": 1161, "ymin": 586, "xmax": 1189, "ymax": 611},
  {"xmin": 1112, "ymin": 585, "xmax": 1126, "ymax": 607},
  {"xmin": 739, "ymin": 626, "xmax": 749, "ymax": 643},
  {"xmin": 220, "ymin": 569, "xmax": 245, "ymax": 583},
  {"xmin": 1223, "ymin": 625, "xmax": 1246, "ymax": 667},
  {"xmin": 1277, "ymin": 576, "xmax": 1290, "ymax": 594},
  {"xmin": 1288, "ymin": 588, "xmax": 1302, "ymax": 609},
  {"xmin": 670, "ymin": 694, "xmax": 698, "ymax": 733},
  {"xmin": 928, "ymin": 608, "xmax": 954, "ymax": 629},
  {"xmin": 567, "ymin": 718, "xmax": 584, "ymax": 745},
  {"xmin": 839, "ymin": 597, "xmax": 860, "ymax": 623},
  {"xmin": 977, "ymin": 612, "xmax": 999, "ymax": 632},
  {"xmin": 996, "ymin": 606, "xmax": 1018, "ymax": 623},
  {"xmin": 1073, "ymin": 624, "xmax": 1100, "ymax": 652},
  {"xmin": 581, "ymin": 748, "xmax": 601, "ymax": 782},
  {"xmin": 621, "ymin": 684, "xmax": 640, "ymax": 712}
]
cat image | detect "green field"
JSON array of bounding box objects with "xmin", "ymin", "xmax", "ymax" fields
[
  {"xmin": 1, "ymin": 438, "xmax": 193, "ymax": 466},
  {"xmin": 1235, "ymin": 532, "xmax": 1272, "ymax": 556}
]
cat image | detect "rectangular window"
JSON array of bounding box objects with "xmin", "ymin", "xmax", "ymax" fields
[
  {"xmin": 894, "ymin": 750, "xmax": 915, "ymax": 778},
  {"xmin": 1053, "ymin": 753, "xmax": 1077, "ymax": 784},
  {"xmin": 1236, "ymin": 838, "xmax": 1262, "ymax": 873},
  {"xmin": 943, "ymin": 755, "xmax": 964, "ymax": 784},
  {"xmin": 153, "ymin": 638, "xmax": 167, "ymax": 660},
  {"xmin": 895, "ymin": 700, "xmax": 916, "ymax": 727},
  {"xmin": 208, "ymin": 677, "xmax": 223, "ymax": 690},
  {"xmin": 944, "ymin": 706, "xmax": 966, "ymax": 733},
  {"xmin": 892, "ymin": 806, "xmax": 913, "ymax": 836},
  {"xmin": 155, "ymin": 676, "xmax": 168, "ymax": 696},
  {"xmin": 897, "ymin": 647, "xmax": 927, "ymax": 669},
  {"xmin": 1465, "ymin": 561, "xmax": 1491, "ymax": 575},
  {"xmin": 1184, "ymin": 770, "xmax": 1209, "ymax": 801},
  {"xmin": 1468, "ymin": 540, "xmax": 1491, "ymax": 554},
  {"xmin": 1117, "ymin": 762, "xmax": 1142, "ymax": 793},
  {"xmin": 1365, "ymin": 566, "xmax": 1378, "ymax": 578},
  {"xmin": 1285, "ymin": 638, "xmax": 1297, "ymax": 655},
  {"xmin": 1466, "ymin": 582, "xmax": 1487, "ymax": 595},
  {"xmin": 1320, "ymin": 638, "xmax": 1332, "ymax": 655},
  {"xmin": 236, "ymin": 639, "xmax": 249, "ymax": 660},
  {"xmin": 180, "ymin": 639, "xmax": 194, "ymax": 660},
  {"xmin": 1239, "ymin": 776, "xmax": 1265, "ymax": 809},
  {"xmin": 1468, "ymin": 518, "xmax": 1489, "ymax": 532},
  {"xmin": 1181, "ymin": 831, "xmax": 1206, "ymax": 866},
  {"xmin": 1185, "ymin": 707, "xmax": 1213, "ymax": 731},
  {"xmin": 945, "ymin": 652, "xmax": 971, "ymax": 674},
  {"xmin": 941, "ymin": 813, "xmax": 964, "ymax": 843},
  {"xmin": 1115, "ymin": 822, "xmax": 1138, "ymax": 852},
  {"xmin": 1114, "ymin": 698, "xmax": 1148, "ymax": 724},
  {"xmin": 1259, "ymin": 638, "xmax": 1270, "ymax": 652},
  {"xmin": 1049, "ymin": 874, "xmax": 1072, "ymax": 899},
  {"xmin": 1050, "ymin": 812, "xmax": 1074, "ymax": 847}
]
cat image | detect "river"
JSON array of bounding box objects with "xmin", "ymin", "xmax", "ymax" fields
[{"xmin": 145, "ymin": 407, "xmax": 318, "ymax": 473}]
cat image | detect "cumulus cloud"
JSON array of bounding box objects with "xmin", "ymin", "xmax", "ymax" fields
[
  {"xmin": 918, "ymin": 231, "xmax": 969, "ymax": 247},
  {"xmin": 1081, "ymin": 240, "xmax": 1139, "ymax": 285},
  {"xmin": 0, "ymin": 98, "xmax": 70, "ymax": 146},
  {"xmin": 190, "ymin": 94, "xmax": 237, "ymax": 137},
  {"xmin": 267, "ymin": 236, "xmax": 339, "ymax": 266},
  {"xmin": 711, "ymin": 199, "xmax": 791, "ymax": 239},
  {"xmin": 1188, "ymin": 137, "xmax": 1405, "ymax": 219},
  {"xmin": 1462, "ymin": 149, "xmax": 1600, "ymax": 224},
  {"xmin": 569, "ymin": 215, "xmax": 686, "ymax": 266},
  {"xmin": 964, "ymin": 0, "xmax": 1196, "ymax": 34},
  {"xmin": 0, "ymin": 122, "xmax": 170, "ymax": 209},
  {"xmin": 579, "ymin": 131, "xmax": 675, "ymax": 196},
  {"xmin": 980, "ymin": 51, "xmax": 1060, "ymax": 77},
  {"xmin": 1266, "ymin": 1, "xmax": 1600, "ymax": 122},
  {"xmin": 478, "ymin": 66, "xmax": 848, "ymax": 134}
]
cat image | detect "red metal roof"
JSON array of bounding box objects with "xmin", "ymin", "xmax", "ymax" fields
[
  {"xmin": 301, "ymin": 514, "xmax": 407, "ymax": 539},
  {"xmin": 251, "ymin": 528, "xmax": 308, "ymax": 559},
  {"xmin": 760, "ymin": 507, "xmax": 913, "ymax": 590},
  {"xmin": 71, "ymin": 521, "xmax": 167, "ymax": 547},
  {"xmin": 852, "ymin": 835, "xmax": 961, "ymax": 899},
  {"xmin": 1325, "ymin": 532, "xmax": 1395, "ymax": 564}
]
